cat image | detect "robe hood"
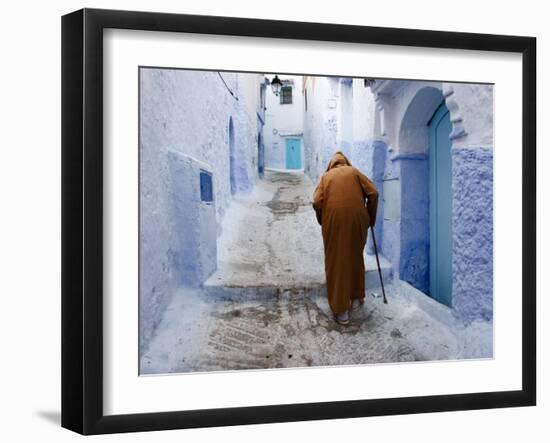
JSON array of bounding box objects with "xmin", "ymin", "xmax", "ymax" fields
[{"xmin": 325, "ymin": 151, "xmax": 352, "ymax": 172}]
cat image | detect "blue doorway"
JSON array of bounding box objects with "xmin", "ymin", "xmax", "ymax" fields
[
  {"xmin": 257, "ymin": 132, "xmax": 264, "ymax": 178},
  {"xmin": 285, "ymin": 138, "xmax": 302, "ymax": 170},
  {"xmin": 428, "ymin": 102, "xmax": 453, "ymax": 307}
]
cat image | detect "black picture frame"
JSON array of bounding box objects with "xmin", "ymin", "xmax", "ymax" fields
[{"xmin": 61, "ymin": 8, "xmax": 536, "ymax": 435}]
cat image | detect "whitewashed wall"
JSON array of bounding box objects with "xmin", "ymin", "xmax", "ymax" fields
[
  {"xmin": 337, "ymin": 78, "xmax": 354, "ymax": 157},
  {"xmin": 139, "ymin": 69, "xmax": 263, "ymax": 352},
  {"xmin": 264, "ymin": 75, "xmax": 304, "ymax": 169},
  {"xmin": 302, "ymin": 76, "xmax": 341, "ymax": 182}
]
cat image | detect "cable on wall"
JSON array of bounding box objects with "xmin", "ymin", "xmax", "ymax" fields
[{"xmin": 217, "ymin": 72, "xmax": 239, "ymax": 101}]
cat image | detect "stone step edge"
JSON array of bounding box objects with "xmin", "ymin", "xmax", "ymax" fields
[{"xmin": 203, "ymin": 267, "xmax": 393, "ymax": 300}]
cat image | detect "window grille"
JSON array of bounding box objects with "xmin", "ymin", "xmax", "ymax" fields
[{"xmin": 280, "ymin": 85, "xmax": 292, "ymax": 104}]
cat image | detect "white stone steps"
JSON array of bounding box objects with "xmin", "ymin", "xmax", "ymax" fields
[{"xmin": 203, "ymin": 252, "xmax": 393, "ymax": 301}]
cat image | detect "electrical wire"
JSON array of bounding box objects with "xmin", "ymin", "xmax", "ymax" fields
[{"xmin": 217, "ymin": 72, "xmax": 239, "ymax": 101}]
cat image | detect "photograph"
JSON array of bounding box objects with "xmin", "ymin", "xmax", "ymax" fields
[
  {"xmin": 138, "ymin": 68, "xmax": 494, "ymax": 375},
  {"xmin": 0, "ymin": 0, "xmax": 543, "ymax": 439}
]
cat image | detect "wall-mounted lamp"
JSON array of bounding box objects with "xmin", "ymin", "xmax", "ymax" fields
[{"xmin": 270, "ymin": 75, "xmax": 283, "ymax": 96}]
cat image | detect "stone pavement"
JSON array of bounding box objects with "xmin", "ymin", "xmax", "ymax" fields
[
  {"xmin": 140, "ymin": 169, "xmax": 492, "ymax": 375},
  {"xmin": 140, "ymin": 281, "xmax": 492, "ymax": 374}
]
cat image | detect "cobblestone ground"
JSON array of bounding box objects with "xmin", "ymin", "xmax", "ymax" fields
[
  {"xmin": 140, "ymin": 281, "xmax": 492, "ymax": 374},
  {"xmin": 204, "ymin": 168, "xmax": 327, "ymax": 291},
  {"xmin": 140, "ymin": 169, "xmax": 492, "ymax": 375}
]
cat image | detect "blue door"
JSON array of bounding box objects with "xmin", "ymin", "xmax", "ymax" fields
[
  {"xmin": 428, "ymin": 102, "xmax": 453, "ymax": 307},
  {"xmin": 285, "ymin": 138, "xmax": 302, "ymax": 170}
]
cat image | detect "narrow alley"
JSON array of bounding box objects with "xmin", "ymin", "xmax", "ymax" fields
[
  {"xmin": 139, "ymin": 69, "xmax": 494, "ymax": 374},
  {"xmin": 140, "ymin": 170, "xmax": 492, "ymax": 374}
]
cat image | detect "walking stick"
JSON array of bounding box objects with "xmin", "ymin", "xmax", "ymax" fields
[{"xmin": 370, "ymin": 226, "xmax": 388, "ymax": 304}]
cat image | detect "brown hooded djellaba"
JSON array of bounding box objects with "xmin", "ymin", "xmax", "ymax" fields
[{"xmin": 312, "ymin": 151, "xmax": 379, "ymax": 315}]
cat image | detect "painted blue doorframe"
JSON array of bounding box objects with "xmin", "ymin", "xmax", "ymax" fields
[
  {"xmin": 285, "ymin": 138, "xmax": 302, "ymax": 169},
  {"xmin": 429, "ymin": 102, "xmax": 453, "ymax": 307}
]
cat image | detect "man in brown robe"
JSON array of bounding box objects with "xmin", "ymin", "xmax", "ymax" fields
[{"xmin": 312, "ymin": 151, "xmax": 379, "ymax": 325}]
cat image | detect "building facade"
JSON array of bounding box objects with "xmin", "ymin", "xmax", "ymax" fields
[
  {"xmin": 263, "ymin": 75, "xmax": 304, "ymax": 170},
  {"xmin": 140, "ymin": 70, "xmax": 493, "ymax": 355},
  {"xmin": 302, "ymin": 76, "xmax": 493, "ymax": 324},
  {"xmin": 139, "ymin": 68, "xmax": 266, "ymax": 352}
]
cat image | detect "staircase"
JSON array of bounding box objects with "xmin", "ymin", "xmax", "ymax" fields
[{"xmin": 203, "ymin": 169, "xmax": 392, "ymax": 301}]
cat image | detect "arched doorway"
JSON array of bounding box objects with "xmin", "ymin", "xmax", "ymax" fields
[
  {"xmin": 257, "ymin": 131, "xmax": 264, "ymax": 178},
  {"xmin": 228, "ymin": 117, "xmax": 237, "ymax": 194},
  {"xmin": 397, "ymin": 86, "xmax": 445, "ymax": 295},
  {"xmin": 428, "ymin": 102, "xmax": 453, "ymax": 306}
]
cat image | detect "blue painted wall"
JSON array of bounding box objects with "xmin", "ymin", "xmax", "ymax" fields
[
  {"xmin": 452, "ymin": 147, "xmax": 493, "ymax": 322},
  {"xmin": 350, "ymin": 141, "xmax": 372, "ymax": 176},
  {"xmin": 397, "ymin": 154, "xmax": 430, "ymax": 294},
  {"xmin": 340, "ymin": 140, "xmax": 353, "ymax": 160},
  {"xmin": 380, "ymin": 150, "xmax": 400, "ymax": 278},
  {"xmin": 362, "ymin": 148, "xmax": 430, "ymax": 295},
  {"xmin": 168, "ymin": 151, "xmax": 217, "ymax": 288},
  {"xmin": 369, "ymin": 141, "xmax": 387, "ymax": 255},
  {"xmin": 351, "ymin": 140, "xmax": 387, "ymax": 256}
]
